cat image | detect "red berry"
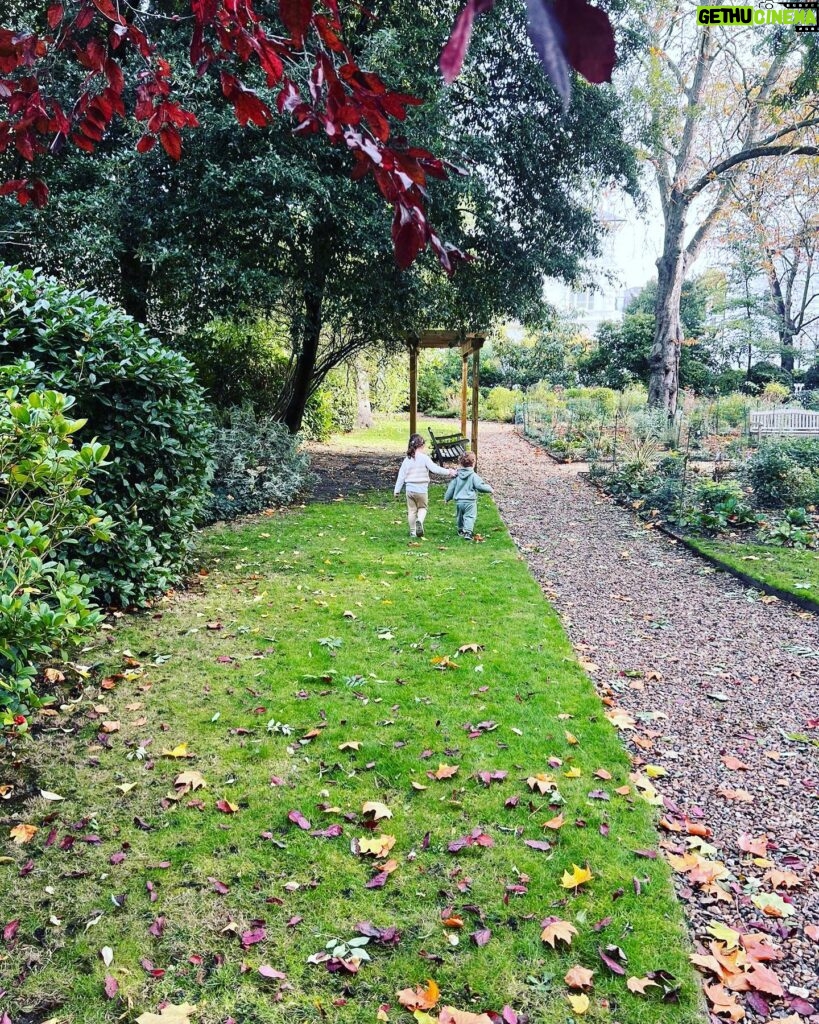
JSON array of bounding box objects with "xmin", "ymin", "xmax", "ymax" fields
[{"xmin": 13, "ymin": 715, "xmax": 26, "ymax": 725}]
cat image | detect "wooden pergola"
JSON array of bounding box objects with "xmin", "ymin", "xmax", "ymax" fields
[{"xmin": 406, "ymin": 330, "xmax": 487, "ymax": 459}]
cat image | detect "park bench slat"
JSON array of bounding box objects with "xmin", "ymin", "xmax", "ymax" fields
[
  {"xmin": 749, "ymin": 409, "xmax": 819, "ymax": 438},
  {"xmin": 428, "ymin": 428, "xmax": 469, "ymax": 464}
]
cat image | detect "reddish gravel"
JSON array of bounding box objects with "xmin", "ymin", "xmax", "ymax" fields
[{"xmin": 480, "ymin": 425, "xmax": 819, "ymax": 1018}]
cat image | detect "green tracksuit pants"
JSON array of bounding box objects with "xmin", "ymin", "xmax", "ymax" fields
[{"xmin": 455, "ymin": 499, "xmax": 477, "ymax": 535}]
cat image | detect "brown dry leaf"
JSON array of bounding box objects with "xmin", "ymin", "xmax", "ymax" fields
[
  {"xmin": 43, "ymin": 667, "xmax": 65, "ymax": 683},
  {"xmin": 339, "ymin": 741, "xmax": 362, "ymax": 752},
  {"xmin": 594, "ymin": 769, "xmax": 612, "ymax": 781},
  {"xmin": 174, "ymin": 770, "xmax": 206, "ymax": 793},
  {"xmin": 432, "ymin": 764, "xmax": 459, "ymax": 780},
  {"xmin": 720, "ymin": 755, "xmax": 748, "ymax": 771},
  {"xmin": 540, "ymin": 918, "xmax": 577, "ymax": 948},
  {"xmin": 101, "ymin": 721, "xmax": 121, "ymax": 734},
  {"xmin": 411, "ymin": 781, "xmax": 428, "ymax": 791},
  {"xmin": 457, "ymin": 644, "xmax": 484, "ymax": 655},
  {"xmin": 135, "ymin": 1004, "xmax": 198, "ymax": 1024},
  {"xmin": 431, "ymin": 656, "xmax": 459, "ymax": 670},
  {"xmin": 614, "ymin": 785, "xmax": 631, "ymax": 796},
  {"xmin": 718, "ymin": 788, "xmax": 753, "ymax": 803},
  {"xmin": 805, "ymin": 924, "xmax": 819, "ymax": 942},
  {"xmin": 543, "ymin": 813, "xmax": 565, "ymax": 831},
  {"xmin": 626, "ymin": 976, "xmax": 660, "ymax": 994},
  {"xmin": 438, "ymin": 1008, "xmax": 492, "ymax": 1024},
  {"xmin": 565, "ymin": 731, "xmax": 579, "ymax": 745},
  {"xmin": 358, "ymin": 834, "xmax": 396, "ymax": 858},
  {"xmin": 526, "ymin": 773, "xmax": 555, "ymax": 795},
  {"xmin": 9, "ymin": 824, "xmax": 38, "ymax": 845},
  {"xmin": 764, "ymin": 868, "xmax": 801, "ymax": 890},
  {"xmin": 397, "ymin": 979, "xmax": 440, "ymax": 1011},
  {"xmin": 442, "ymin": 916, "xmax": 464, "ymax": 928},
  {"xmin": 362, "ymin": 801, "xmax": 392, "ymax": 821},
  {"xmin": 564, "ymin": 965, "xmax": 594, "ymax": 990},
  {"xmin": 605, "ymin": 708, "xmax": 635, "ymax": 730},
  {"xmin": 705, "ymin": 984, "xmax": 744, "ymax": 1022},
  {"xmin": 737, "ymin": 833, "xmax": 768, "ymax": 857}
]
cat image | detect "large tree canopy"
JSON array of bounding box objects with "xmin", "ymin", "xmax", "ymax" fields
[{"xmin": 1, "ymin": 0, "xmax": 638, "ymax": 431}]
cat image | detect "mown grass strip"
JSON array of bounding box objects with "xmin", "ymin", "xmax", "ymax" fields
[{"xmin": 1, "ymin": 497, "xmax": 702, "ymax": 1024}]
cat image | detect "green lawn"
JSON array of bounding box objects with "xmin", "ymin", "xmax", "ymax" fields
[
  {"xmin": 2, "ymin": 498, "xmax": 702, "ymax": 1024},
  {"xmin": 686, "ymin": 537, "xmax": 819, "ymax": 606}
]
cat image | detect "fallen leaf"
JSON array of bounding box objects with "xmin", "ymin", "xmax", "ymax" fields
[
  {"xmin": 258, "ymin": 965, "xmax": 287, "ymax": 980},
  {"xmin": 39, "ymin": 790, "xmax": 64, "ymax": 802},
  {"xmin": 135, "ymin": 1004, "xmax": 198, "ymax": 1024},
  {"xmin": 805, "ymin": 924, "xmax": 819, "ymax": 942},
  {"xmin": 216, "ymin": 799, "xmax": 238, "ymax": 814},
  {"xmin": 720, "ymin": 755, "xmax": 748, "ymax": 771},
  {"xmin": 174, "ymin": 770, "xmax": 206, "ymax": 793},
  {"xmin": 561, "ymin": 864, "xmax": 593, "ymax": 890},
  {"xmin": 101, "ymin": 721, "xmax": 121, "ymax": 734},
  {"xmin": 104, "ymin": 975, "xmax": 119, "ymax": 999},
  {"xmin": 397, "ymin": 979, "xmax": 440, "ymax": 1011},
  {"xmin": 439, "ymin": 1008, "xmax": 493, "ymax": 1024},
  {"xmin": 751, "ymin": 892, "xmax": 795, "ymax": 918},
  {"xmin": 565, "ymin": 966, "xmax": 594, "ymax": 990},
  {"xmin": 627, "ymin": 976, "xmax": 659, "ymax": 994},
  {"xmin": 526, "ymin": 773, "xmax": 555, "ymax": 795},
  {"xmin": 543, "ymin": 813, "xmax": 565, "ymax": 830},
  {"xmin": 540, "ymin": 917, "xmax": 577, "ymax": 948},
  {"xmin": 457, "ymin": 644, "xmax": 484, "ymax": 654},
  {"xmin": 162, "ymin": 744, "xmax": 192, "ymax": 759},
  {"xmin": 431, "ymin": 764, "xmax": 459, "ymax": 780},
  {"xmin": 567, "ymin": 994, "xmax": 590, "ymax": 1015},
  {"xmin": 339, "ymin": 741, "xmax": 361, "ymax": 751},
  {"xmin": 362, "ymin": 801, "xmax": 392, "ymax": 820},
  {"xmin": 605, "ymin": 708, "xmax": 635, "ymax": 730},
  {"xmin": 358, "ymin": 834, "xmax": 396, "ymax": 858},
  {"xmin": 738, "ymin": 833, "xmax": 768, "ymax": 857},
  {"xmin": 288, "ymin": 809, "xmax": 311, "ymax": 830},
  {"xmin": 9, "ymin": 824, "xmax": 37, "ymax": 845}
]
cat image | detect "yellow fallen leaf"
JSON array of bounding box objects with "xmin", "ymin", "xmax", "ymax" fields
[
  {"xmin": 339, "ymin": 741, "xmax": 361, "ymax": 751},
  {"xmin": 540, "ymin": 918, "xmax": 577, "ymax": 947},
  {"xmin": 433, "ymin": 764, "xmax": 459, "ymax": 780},
  {"xmin": 397, "ymin": 979, "xmax": 440, "ymax": 1011},
  {"xmin": 358, "ymin": 834, "xmax": 396, "ymax": 858},
  {"xmin": 751, "ymin": 892, "xmax": 794, "ymax": 918},
  {"xmin": 563, "ymin": 767, "xmax": 582, "ymax": 779},
  {"xmin": 174, "ymin": 770, "xmax": 206, "ymax": 793},
  {"xmin": 567, "ymin": 994, "xmax": 590, "ymax": 1015},
  {"xmin": 561, "ymin": 864, "xmax": 593, "ymax": 890},
  {"xmin": 162, "ymin": 743, "xmax": 192, "ymax": 758},
  {"xmin": 9, "ymin": 823, "xmax": 38, "ymax": 845},
  {"xmin": 543, "ymin": 813, "xmax": 565, "ymax": 830},
  {"xmin": 565, "ymin": 731, "xmax": 578, "ymax": 745},
  {"xmin": 135, "ymin": 1003, "xmax": 198, "ymax": 1024},
  {"xmin": 527, "ymin": 773, "xmax": 555, "ymax": 795},
  {"xmin": 706, "ymin": 921, "xmax": 741, "ymax": 948},
  {"xmin": 116, "ymin": 783, "xmax": 137, "ymax": 794},
  {"xmin": 645, "ymin": 765, "xmax": 667, "ymax": 779}
]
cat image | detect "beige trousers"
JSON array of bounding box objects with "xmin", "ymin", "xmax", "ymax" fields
[{"xmin": 406, "ymin": 490, "xmax": 428, "ymax": 534}]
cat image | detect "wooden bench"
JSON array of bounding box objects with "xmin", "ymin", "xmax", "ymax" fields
[
  {"xmin": 428, "ymin": 428, "xmax": 469, "ymax": 464},
  {"xmin": 749, "ymin": 409, "xmax": 819, "ymax": 438}
]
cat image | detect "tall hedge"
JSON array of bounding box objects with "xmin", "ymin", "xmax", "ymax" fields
[{"xmin": 0, "ymin": 265, "xmax": 212, "ymax": 606}]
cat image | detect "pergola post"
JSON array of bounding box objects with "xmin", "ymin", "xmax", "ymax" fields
[
  {"xmin": 471, "ymin": 346, "xmax": 480, "ymax": 464},
  {"xmin": 460, "ymin": 356, "xmax": 468, "ymax": 439},
  {"xmin": 409, "ymin": 344, "xmax": 419, "ymax": 437}
]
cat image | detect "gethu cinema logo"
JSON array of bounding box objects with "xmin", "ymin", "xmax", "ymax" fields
[{"xmin": 696, "ymin": 5, "xmax": 818, "ymax": 25}]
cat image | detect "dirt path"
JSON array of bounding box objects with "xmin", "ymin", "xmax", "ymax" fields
[{"xmin": 480, "ymin": 425, "xmax": 819, "ymax": 1016}]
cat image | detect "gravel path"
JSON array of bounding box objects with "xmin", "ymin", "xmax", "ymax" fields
[{"xmin": 480, "ymin": 425, "xmax": 819, "ymax": 1020}]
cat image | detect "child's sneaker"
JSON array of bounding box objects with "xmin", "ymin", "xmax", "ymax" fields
[
  {"xmin": 462, "ymin": 532, "xmax": 473, "ymax": 541},
  {"xmin": 415, "ymin": 521, "xmax": 425, "ymax": 538}
]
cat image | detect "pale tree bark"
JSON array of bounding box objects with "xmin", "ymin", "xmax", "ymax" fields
[
  {"xmin": 354, "ymin": 354, "xmax": 374, "ymax": 429},
  {"xmin": 639, "ymin": 6, "xmax": 819, "ymax": 412}
]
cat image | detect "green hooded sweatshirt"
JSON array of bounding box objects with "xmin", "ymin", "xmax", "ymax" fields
[{"xmin": 444, "ymin": 467, "xmax": 493, "ymax": 503}]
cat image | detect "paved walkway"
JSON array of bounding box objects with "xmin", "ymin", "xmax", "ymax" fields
[{"xmin": 480, "ymin": 426, "xmax": 819, "ymax": 1016}]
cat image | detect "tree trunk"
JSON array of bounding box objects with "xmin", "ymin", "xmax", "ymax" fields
[
  {"xmin": 354, "ymin": 355, "xmax": 374, "ymax": 430},
  {"xmin": 119, "ymin": 247, "xmax": 151, "ymax": 324},
  {"xmin": 282, "ymin": 282, "xmax": 324, "ymax": 434},
  {"xmin": 764, "ymin": 254, "xmax": 795, "ymax": 373},
  {"xmin": 648, "ymin": 203, "xmax": 687, "ymax": 413}
]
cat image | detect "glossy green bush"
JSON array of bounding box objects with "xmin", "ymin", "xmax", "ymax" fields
[
  {"xmin": 743, "ymin": 441, "xmax": 819, "ymax": 509},
  {"xmin": 0, "ymin": 388, "xmax": 112, "ymax": 719},
  {"xmin": 202, "ymin": 408, "xmax": 313, "ymax": 523},
  {"xmin": 0, "ymin": 265, "xmax": 211, "ymax": 606}
]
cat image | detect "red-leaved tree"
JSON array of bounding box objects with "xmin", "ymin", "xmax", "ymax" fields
[{"xmin": 1, "ymin": 0, "xmax": 616, "ymax": 272}]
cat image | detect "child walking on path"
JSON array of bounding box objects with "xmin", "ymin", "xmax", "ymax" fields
[
  {"xmin": 444, "ymin": 451, "xmax": 493, "ymax": 540},
  {"xmin": 394, "ymin": 433, "xmax": 456, "ymax": 538}
]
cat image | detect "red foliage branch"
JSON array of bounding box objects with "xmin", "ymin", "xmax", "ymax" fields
[
  {"xmin": 0, "ymin": 0, "xmax": 466, "ymax": 271},
  {"xmin": 0, "ymin": 0, "xmax": 617, "ymax": 272}
]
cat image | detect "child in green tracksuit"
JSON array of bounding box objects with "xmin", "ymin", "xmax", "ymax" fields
[{"xmin": 444, "ymin": 451, "xmax": 493, "ymax": 540}]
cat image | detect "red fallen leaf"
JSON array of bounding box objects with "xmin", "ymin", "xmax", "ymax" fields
[
  {"xmin": 744, "ymin": 991, "xmax": 770, "ymax": 1017},
  {"xmin": 259, "ymin": 965, "xmax": 287, "ymax": 980},
  {"xmin": 146, "ymin": 881, "xmax": 158, "ymax": 902},
  {"xmin": 110, "ymin": 851, "xmax": 127, "ymax": 865},
  {"xmin": 365, "ymin": 871, "xmax": 389, "ymax": 888},
  {"xmin": 477, "ymin": 770, "xmax": 507, "ymax": 786},
  {"xmin": 744, "ymin": 963, "xmax": 785, "ymax": 996},
  {"xmin": 523, "ymin": 839, "xmax": 551, "ymax": 852},
  {"xmin": 216, "ymin": 799, "xmax": 239, "ymax": 814},
  {"xmin": 19, "ymin": 859, "xmax": 34, "ymax": 876},
  {"xmin": 592, "ymin": 916, "xmax": 612, "ymax": 931},
  {"xmin": 140, "ymin": 958, "xmax": 165, "ymax": 978},
  {"xmin": 472, "ymin": 927, "xmax": 492, "ymax": 947},
  {"xmin": 599, "ymin": 944, "xmax": 628, "ymax": 974},
  {"xmin": 216, "ymin": 655, "xmax": 235, "ymax": 664},
  {"xmin": 3, "ymin": 920, "xmax": 20, "ymax": 943},
  {"xmin": 287, "ymin": 916, "xmax": 303, "ymax": 928},
  {"xmin": 241, "ymin": 927, "xmax": 267, "ymax": 948},
  {"xmin": 209, "ymin": 877, "xmax": 230, "ymax": 894},
  {"xmin": 103, "ymin": 975, "xmax": 118, "ymax": 998},
  {"xmin": 288, "ymin": 809, "xmax": 311, "ymax": 830},
  {"xmin": 310, "ymin": 825, "xmax": 343, "ymax": 838},
  {"xmin": 634, "ymin": 849, "xmax": 657, "ymax": 859},
  {"xmin": 599, "ymin": 823, "xmax": 610, "ymax": 837},
  {"xmin": 789, "ymin": 996, "xmax": 817, "ymax": 1015},
  {"xmin": 148, "ymin": 916, "xmax": 166, "ymax": 938},
  {"xmin": 270, "ymin": 776, "xmax": 285, "ymax": 786}
]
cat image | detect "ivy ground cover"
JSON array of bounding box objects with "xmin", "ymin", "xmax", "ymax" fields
[{"xmin": 0, "ymin": 498, "xmax": 702, "ymax": 1024}]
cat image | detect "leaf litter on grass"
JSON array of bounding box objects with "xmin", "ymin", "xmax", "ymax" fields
[{"xmin": 0, "ymin": 496, "xmax": 703, "ymax": 1024}]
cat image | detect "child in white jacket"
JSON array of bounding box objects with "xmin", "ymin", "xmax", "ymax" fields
[{"xmin": 394, "ymin": 434, "xmax": 456, "ymax": 538}]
